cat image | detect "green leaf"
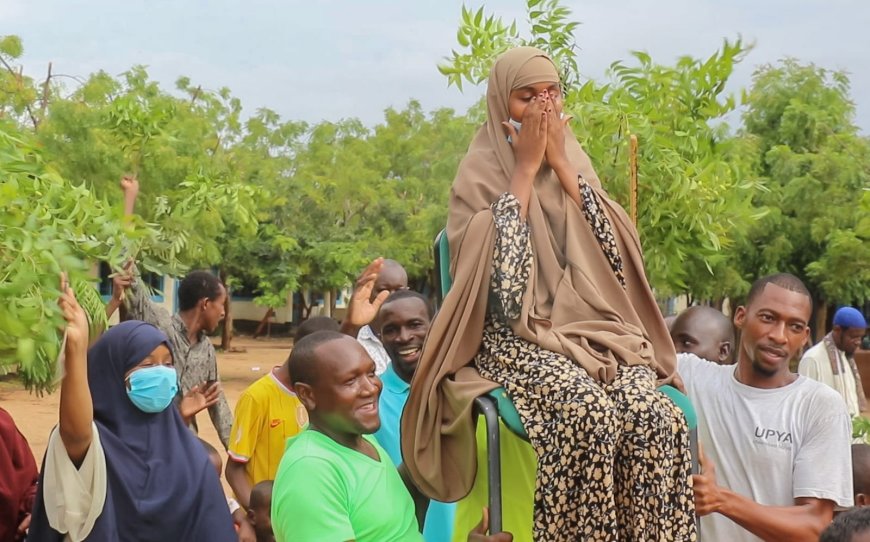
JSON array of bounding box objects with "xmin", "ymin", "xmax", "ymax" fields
[{"xmin": 0, "ymin": 35, "xmax": 24, "ymax": 58}]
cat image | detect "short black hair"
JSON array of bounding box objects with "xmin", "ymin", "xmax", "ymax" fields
[
  {"xmin": 745, "ymin": 273, "xmax": 812, "ymax": 310},
  {"xmin": 295, "ymin": 316, "xmax": 340, "ymax": 342},
  {"xmin": 819, "ymin": 506, "xmax": 870, "ymax": 542},
  {"xmin": 285, "ymin": 318, "xmax": 341, "ymax": 369},
  {"xmin": 178, "ymin": 271, "xmax": 224, "ymax": 311},
  {"xmin": 250, "ymin": 480, "xmax": 274, "ymax": 511},
  {"xmin": 287, "ymin": 330, "xmax": 347, "ymax": 387},
  {"xmin": 380, "ymin": 290, "xmax": 434, "ymax": 319}
]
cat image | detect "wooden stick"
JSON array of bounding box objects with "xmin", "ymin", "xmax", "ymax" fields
[{"xmin": 629, "ymin": 134, "xmax": 639, "ymax": 228}]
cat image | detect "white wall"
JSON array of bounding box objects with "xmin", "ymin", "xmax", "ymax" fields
[{"xmin": 231, "ymin": 297, "xmax": 293, "ymax": 324}]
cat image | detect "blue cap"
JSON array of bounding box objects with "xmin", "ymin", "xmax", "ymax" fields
[{"xmin": 833, "ymin": 307, "xmax": 867, "ymax": 329}]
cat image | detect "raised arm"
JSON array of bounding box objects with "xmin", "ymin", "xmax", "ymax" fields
[
  {"xmin": 105, "ymin": 175, "xmax": 139, "ymax": 321},
  {"xmin": 58, "ymin": 275, "xmax": 94, "ymax": 465},
  {"xmin": 124, "ymin": 269, "xmax": 172, "ymax": 332},
  {"xmin": 120, "ymin": 174, "xmax": 139, "ymax": 218},
  {"xmin": 105, "ymin": 261, "xmax": 133, "ymax": 322},
  {"xmin": 339, "ymin": 258, "xmax": 390, "ymax": 338}
]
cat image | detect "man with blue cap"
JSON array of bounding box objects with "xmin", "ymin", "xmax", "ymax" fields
[{"xmin": 799, "ymin": 307, "xmax": 868, "ymax": 417}]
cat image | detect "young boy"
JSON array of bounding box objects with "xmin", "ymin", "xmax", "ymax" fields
[{"xmin": 248, "ymin": 481, "xmax": 275, "ymax": 542}]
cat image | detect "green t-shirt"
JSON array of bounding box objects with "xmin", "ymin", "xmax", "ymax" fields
[{"xmin": 272, "ymin": 429, "xmax": 422, "ymax": 542}]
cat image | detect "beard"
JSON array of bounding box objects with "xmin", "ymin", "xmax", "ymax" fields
[{"xmin": 751, "ymin": 356, "xmax": 780, "ymax": 377}]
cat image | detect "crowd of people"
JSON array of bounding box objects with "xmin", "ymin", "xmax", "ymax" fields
[{"xmin": 1, "ymin": 46, "xmax": 868, "ymax": 542}]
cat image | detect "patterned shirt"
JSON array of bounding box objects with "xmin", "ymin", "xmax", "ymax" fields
[{"xmin": 125, "ymin": 280, "xmax": 233, "ymax": 449}]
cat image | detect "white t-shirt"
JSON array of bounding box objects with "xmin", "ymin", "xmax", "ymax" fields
[
  {"xmin": 799, "ymin": 341, "xmax": 861, "ymax": 417},
  {"xmin": 678, "ymin": 353, "xmax": 853, "ymax": 542}
]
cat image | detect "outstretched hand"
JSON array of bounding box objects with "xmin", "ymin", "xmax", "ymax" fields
[
  {"xmin": 344, "ymin": 258, "xmax": 391, "ymax": 330},
  {"xmin": 468, "ymin": 507, "xmax": 513, "ymax": 542},
  {"xmin": 180, "ymin": 381, "xmax": 221, "ymax": 422}
]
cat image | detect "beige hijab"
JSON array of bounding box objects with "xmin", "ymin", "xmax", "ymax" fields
[{"xmin": 401, "ymin": 47, "xmax": 676, "ymax": 501}]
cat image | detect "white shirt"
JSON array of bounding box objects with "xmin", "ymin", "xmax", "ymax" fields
[
  {"xmin": 799, "ymin": 340, "xmax": 861, "ymax": 417},
  {"xmin": 357, "ymin": 324, "xmax": 390, "ymax": 375},
  {"xmin": 679, "ymin": 353, "xmax": 853, "ymax": 542}
]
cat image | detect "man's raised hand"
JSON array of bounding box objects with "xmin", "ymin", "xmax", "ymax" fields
[{"xmin": 341, "ymin": 257, "xmax": 391, "ymax": 336}]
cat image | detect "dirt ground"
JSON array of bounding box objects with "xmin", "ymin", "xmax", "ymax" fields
[{"xmin": 0, "ymin": 335, "xmax": 295, "ymax": 494}]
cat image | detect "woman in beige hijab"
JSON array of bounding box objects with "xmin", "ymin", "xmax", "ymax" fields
[{"xmin": 401, "ymin": 47, "xmax": 695, "ymax": 541}]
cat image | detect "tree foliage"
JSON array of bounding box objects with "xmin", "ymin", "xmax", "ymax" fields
[
  {"xmin": 2, "ymin": 10, "xmax": 868, "ymax": 389},
  {"xmin": 735, "ymin": 60, "xmax": 870, "ymax": 305},
  {"xmin": 439, "ymin": 0, "xmax": 761, "ymax": 299}
]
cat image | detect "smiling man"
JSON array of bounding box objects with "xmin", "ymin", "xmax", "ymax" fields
[
  {"xmin": 270, "ymin": 330, "xmax": 509, "ymax": 542},
  {"xmin": 679, "ymin": 273, "xmax": 853, "ymax": 541},
  {"xmin": 270, "ymin": 331, "xmax": 420, "ymax": 542},
  {"xmin": 373, "ymin": 290, "xmax": 456, "ymax": 542}
]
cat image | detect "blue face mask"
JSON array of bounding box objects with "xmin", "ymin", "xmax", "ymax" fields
[{"xmin": 126, "ymin": 365, "xmax": 178, "ymax": 413}]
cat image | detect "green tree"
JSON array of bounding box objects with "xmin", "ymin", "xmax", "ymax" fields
[
  {"xmin": 735, "ymin": 60, "xmax": 870, "ymax": 333},
  {"xmin": 0, "ymin": 36, "xmax": 263, "ymax": 380},
  {"xmin": 0, "ymin": 120, "xmax": 169, "ymax": 391}
]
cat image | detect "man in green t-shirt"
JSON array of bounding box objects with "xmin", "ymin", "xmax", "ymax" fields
[{"xmin": 271, "ymin": 330, "xmax": 511, "ymax": 542}]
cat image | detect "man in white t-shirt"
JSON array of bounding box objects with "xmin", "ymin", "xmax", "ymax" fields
[
  {"xmin": 798, "ymin": 306, "xmax": 867, "ymax": 417},
  {"xmin": 680, "ymin": 273, "xmax": 853, "ymax": 541}
]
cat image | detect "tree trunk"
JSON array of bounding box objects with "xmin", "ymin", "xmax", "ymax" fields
[
  {"xmin": 329, "ymin": 289, "xmax": 338, "ymax": 317},
  {"xmin": 220, "ymin": 269, "xmax": 233, "ymax": 351},
  {"xmin": 253, "ymin": 308, "xmax": 275, "ymax": 339},
  {"xmin": 299, "ymin": 291, "xmax": 311, "ymax": 321}
]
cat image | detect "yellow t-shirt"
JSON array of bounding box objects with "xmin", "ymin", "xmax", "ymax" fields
[{"xmin": 228, "ymin": 369, "xmax": 308, "ymax": 486}]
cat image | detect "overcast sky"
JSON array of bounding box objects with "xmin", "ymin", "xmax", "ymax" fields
[{"xmin": 4, "ymin": 0, "xmax": 869, "ymax": 133}]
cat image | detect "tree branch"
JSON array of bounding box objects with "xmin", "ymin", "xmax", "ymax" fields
[
  {"xmin": 39, "ymin": 62, "xmax": 52, "ymax": 123},
  {"xmin": 0, "ymin": 56, "xmax": 40, "ymax": 130}
]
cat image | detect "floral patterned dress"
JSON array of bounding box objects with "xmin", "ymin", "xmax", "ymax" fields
[{"xmin": 474, "ymin": 180, "xmax": 696, "ymax": 542}]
